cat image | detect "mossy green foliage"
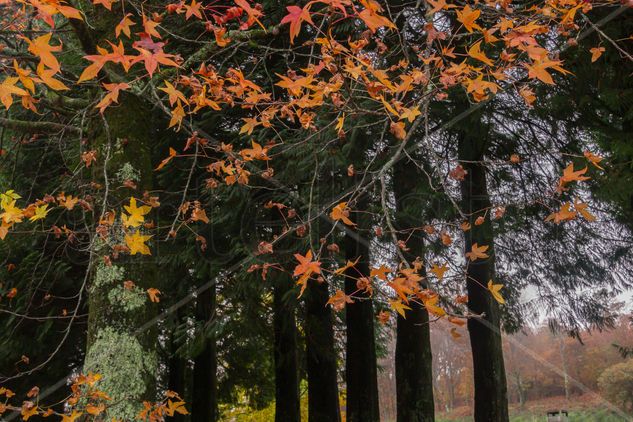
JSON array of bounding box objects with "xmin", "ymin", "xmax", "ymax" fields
[{"xmin": 84, "ymin": 327, "xmax": 157, "ymax": 420}]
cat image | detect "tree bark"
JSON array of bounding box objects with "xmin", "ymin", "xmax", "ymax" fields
[
  {"xmin": 344, "ymin": 193, "xmax": 380, "ymax": 422},
  {"xmin": 273, "ymin": 275, "xmax": 301, "ymax": 422},
  {"xmin": 192, "ymin": 284, "xmax": 218, "ymax": 422},
  {"xmin": 84, "ymin": 92, "xmax": 159, "ymax": 420},
  {"xmin": 459, "ymin": 132, "xmax": 509, "ymax": 422},
  {"xmin": 305, "ymin": 277, "xmax": 341, "ymax": 422},
  {"xmin": 393, "ymin": 159, "xmax": 435, "ymax": 422}
]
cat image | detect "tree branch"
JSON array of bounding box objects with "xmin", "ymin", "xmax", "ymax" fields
[{"xmin": 0, "ymin": 118, "xmax": 80, "ymax": 135}]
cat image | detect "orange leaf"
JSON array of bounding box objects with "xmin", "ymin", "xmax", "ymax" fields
[{"xmin": 281, "ymin": 5, "xmax": 314, "ymax": 44}]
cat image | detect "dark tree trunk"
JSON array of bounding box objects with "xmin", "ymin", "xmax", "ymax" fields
[
  {"xmin": 305, "ymin": 277, "xmax": 341, "ymax": 422},
  {"xmin": 168, "ymin": 308, "xmax": 188, "ymax": 422},
  {"xmin": 459, "ymin": 133, "xmax": 509, "ymax": 422},
  {"xmin": 273, "ymin": 275, "xmax": 301, "ymax": 422},
  {"xmin": 393, "ymin": 160, "xmax": 435, "ymax": 422},
  {"xmin": 192, "ymin": 284, "xmax": 218, "ymax": 422},
  {"xmin": 344, "ymin": 194, "xmax": 380, "ymax": 422}
]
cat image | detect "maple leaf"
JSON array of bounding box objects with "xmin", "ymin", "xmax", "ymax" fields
[
  {"xmin": 122, "ymin": 197, "xmax": 152, "ymax": 228},
  {"xmin": 147, "ymin": 288, "xmax": 161, "ymax": 303},
  {"xmin": 370, "ymin": 264, "xmax": 391, "ymax": 281},
  {"xmin": 185, "ymin": 0, "xmax": 203, "ymax": 19},
  {"xmin": 156, "ymin": 147, "xmax": 178, "ymax": 170},
  {"xmin": 85, "ymin": 404, "xmax": 105, "ymax": 416},
  {"xmin": 327, "ymin": 289, "xmax": 354, "ymax": 311},
  {"xmin": 293, "ymin": 250, "xmax": 321, "ymax": 297},
  {"xmin": 390, "ymin": 299, "xmax": 412, "ymax": 318},
  {"xmin": 330, "ymin": 202, "xmax": 356, "ymax": 226},
  {"xmin": 281, "ymin": 5, "xmax": 314, "ymax": 44},
  {"xmin": 234, "ymin": 0, "xmax": 265, "ymax": 30},
  {"xmin": 466, "ymin": 243, "xmax": 489, "ymax": 261},
  {"xmin": 573, "ymin": 198, "xmax": 596, "ymax": 222},
  {"xmin": 1, "ymin": 200, "xmax": 24, "ymax": 224},
  {"xmin": 166, "ymin": 399, "xmax": 189, "ymax": 416},
  {"xmin": 487, "ymin": 280, "xmax": 505, "ymax": 304},
  {"xmin": 240, "ymin": 140, "xmax": 271, "ymax": 161},
  {"xmin": 240, "ymin": 117, "xmax": 260, "ymax": 135},
  {"xmin": 559, "ymin": 163, "xmax": 590, "ymax": 188},
  {"xmin": 21, "ymin": 402, "xmax": 38, "ymax": 420},
  {"xmin": 399, "ymin": 106, "xmax": 421, "ymax": 123},
  {"xmin": 29, "ymin": 205, "xmax": 49, "ymax": 222},
  {"xmin": 390, "ymin": 121, "xmax": 406, "ymax": 140},
  {"xmin": 590, "ymin": 46, "xmax": 605, "ymax": 63},
  {"xmin": 334, "ymin": 258, "xmax": 360, "ymax": 275},
  {"xmin": 61, "ymin": 410, "xmax": 83, "ymax": 422},
  {"xmin": 125, "ymin": 231, "xmax": 152, "ymax": 255},
  {"xmin": 456, "ymin": 5, "xmax": 481, "ymax": 33},
  {"xmin": 358, "ymin": 0, "xmax": 397, "ymax": 32},
  {"xmin": 96, "ymin": 82, "xmax": 129, "ymax": 113},
  {"xmin": 524, "ymin": 57, "xmax": 571, "ymax": 85},
  {"xmin": 23, "ymin": 34, "xmax": 62, "ymax": 73},
  {"xmin": 430, "ymin": 263, "xmax": 448, "ymax": 280},
  {"xmin": 545, "ymin": 202, "xmax": 577, "ymax": 224},
  {"xmin": 169, "ymin": 103, "xmax": 186, "ymax": 130},
  {"xmin": 160, "ymin": 81, "xmax": 189, "ymax": 106},
  {"xmin": 214, "ymin": 27, "xmax": 231, "ymax": 47},
  {"xmin": 93, "ymin": 0, "xmax": 118, "ymax": 10},
  {"xmin": 583, "ymin": 151, "xmax": 604, "ymax": 170},
  {"xmin": 115, "ymin": 14, "xmax": 135, "ymax": 38},
  {"xmin": 468, "ymin": 41, "xmax": 494, "ymax": 66},
  {"xmin": 0, "ymin": 77, "xmax": 28, "ymax": 109},
  {"xmin": 424, "ymin": 295, "xmax": 446, "ymax": 316}
]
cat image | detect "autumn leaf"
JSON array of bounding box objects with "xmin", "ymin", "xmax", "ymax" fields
[
  {"xmin": 466, "ymin": 243, "xmax": 489, "ymax": 261},
  {"xmin": 147, "ymin": 288, "xmax": 161, "ymax": 303},
  {"xmin": 29, "ymin": 205, "xmax": 49, "ymax": 222},
  {"xmin": 125, "ymin": 231, "xmax": 152, "ymax": 255},
  {"xmin": 234, "ymin": 0, "xmax": 265, "ymax": 30},
  {"xmin": 156, "ymin": 147, "xmax": 178, "ymax": 170},
  {"xmin": 293, "ymin": 250, "xmax": 321, "ymax": 297},
  {"xmin": 389, "ymin": 299, "xmax": 412, "ymax": 318},
  {"xmin": 115, "ymin": 14, "xmax": 135, "ymax": 38},
  {"xmin": 487, "ymin": 280, "xmax": 505, "ymax": 304},
  {"xmin": 23, "ymin": 34, "xmax": 62, "ymax": 73},
  {"xmin": 390, "ymin": 121, "xmax": 406, "ymax": 140},
  {"xmin": 545, "ymin": 202, "xmax": 577, "ymax": 224},
  {"xmin": 430, "ymin": 263, "xmax": 448, "ymax": 280},
  {"xmin": 122, "ymin": 197, "xmax": 152, "ymax": 228},
  {"xmin": 558, "ymin": 163, "xmax": 590, "ymax": 189},
  {"xmin": 281, "ymin": 5, "xmax": 314, "ymax": 44},
  {"xmin": 574, "ymin": 198, "xmax": 596, "ymax": 222},
  {"xmin": 424, "ymin": 295, "xmax": 446, "ymax": 317},
  {"xmin": 358, "ymin": 0, "xmax": 397, "ymax": 32},
  {"xmin": 327, "ymin": 289, "xmax": 354, "ymax": 311},
  {"xmin": 456, "ymin": 5, "xmax": 481, "ymax": 33},
  {"xmin": 0, "ymin": 77, "xmax": 28, "ymax": 109},
  {"xmin": 583, "ymin": 151, "xmax": 604, "ymax": 170},
  {"xmin": 370, "ymin": 264, "xmax": 391, "ymax": 281},
  {"xmin": 61, "ymin": 411, "xmax": 82, "ymax": 422},
  {"xmin": 590, "ymin": 46, "xmax": 605, "ymax": 62},
  {"xmin": 330, "ymin": 202, "xmax": 356, "ymax": 226},
  {"xmin": 468, "ymin": 41, "xmax": 494, "ymax": 66},
  {"xmin": 160, "ymin": 81, "xmax": 188, "ymax": 106}
]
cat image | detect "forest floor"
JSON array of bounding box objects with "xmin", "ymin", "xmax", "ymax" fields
[{"xmin": 437, "ymin": 394, "xmax": 630, "ymax": 421}]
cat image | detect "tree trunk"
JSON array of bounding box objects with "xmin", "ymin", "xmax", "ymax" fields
[
  {"xmin": 459, "ymin": 133, "xmax": 509, "ymax": 422},
  {"xmin": 84, "ymin": 92, "xmax": 159, "ymax": 420},
  {"xmin": 168, "ymin": 308, "xmax": 188, "ymax": 422},
  {"xmin": 344, "ymin": 193, "xmax": 380, "ymax": 422},
  {"xmin": 192, "ymin": 284, "xmax": 218, "ymax": 422},
  {"xmin": 305, "ymin": 277, "xmax": 341, "ymax": 422},
  {"xmin": 273, "ymin": 275, "xmax": 301, "ymax": 422},
  {"xmin": 393, "ymin": 159, "xmax": 435, "ymax": 422}
]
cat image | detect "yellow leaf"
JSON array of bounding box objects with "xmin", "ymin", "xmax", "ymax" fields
[
  {"xmin": 29, "ymin": 205, "xmax": 49, "ymax": 222},
  {"xmin": 122, "ymin": 197, "xmax": 151, "ymax": 228},
  {"xmin": 487, "ymin": 280, "xmax": 505, "ymax": 304},
  {"xmin": 389, "ymin": 299, "xmax": 412, "ymax": 318},
  {"xmin": 125, "ymin": 231, "xmax": 152, "ymax": 255}
]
